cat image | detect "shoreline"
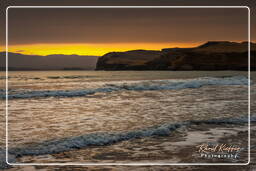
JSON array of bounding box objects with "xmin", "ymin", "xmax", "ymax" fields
[{"xmin": 1, "ymin": 122, "xmax": 254, "ymax": 170}]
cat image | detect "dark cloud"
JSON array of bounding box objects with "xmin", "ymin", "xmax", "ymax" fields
[{"xmin": 0, "ymin": 0, "xmax": 255, "ymax": 45}]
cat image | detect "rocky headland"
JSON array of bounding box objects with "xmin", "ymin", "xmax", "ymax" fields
[{"xmin": 96, "ymin": 41, "xmax": 256, "ymax": 71}]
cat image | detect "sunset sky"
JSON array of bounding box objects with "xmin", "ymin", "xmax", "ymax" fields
[{"xmin": 1, "ymin": 6, "xmax": 251, "ymax": 56}]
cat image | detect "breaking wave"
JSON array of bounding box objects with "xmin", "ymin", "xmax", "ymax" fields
[
  {"xmin": 0, "ymin": 115, "xmax": 254, "ymax": 168},
  {"xmin": 0, "ymin": 76, "xmax": 249, "ymax": 100},
  {"xmin": 47, "ymin": 75, "xmax": 98, "ymax": 79}
]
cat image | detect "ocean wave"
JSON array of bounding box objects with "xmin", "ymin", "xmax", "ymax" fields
[
  {"xmin": 0, "ymin": 76, "xmax": 42, "ymax": 80},
  {"xmin": 47, "ymin": 75, "xmax": 98, "ymax": 79},
  {"xmin": 1, "ymin": 115, "xmax": 254, "ymax": 167},
  {"xmin": 0, "ymin": 76, "xmax": 249, "ymax": 100}
]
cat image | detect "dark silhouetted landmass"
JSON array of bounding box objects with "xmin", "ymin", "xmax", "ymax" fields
[
  {"xmin": 0, "ymin": 52, "xmax": 99, "ymax": 71},
  {"xmin": 96, "ymin": 41, "xmax": 256, "ymax": 71}
]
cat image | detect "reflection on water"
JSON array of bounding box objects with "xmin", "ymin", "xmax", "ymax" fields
[{"xmin": 0, "ymin": 71, "xmax": 254, "ymax": 165}]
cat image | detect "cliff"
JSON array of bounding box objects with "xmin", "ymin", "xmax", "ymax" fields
[{"xmin": 96, "ymin": 41, "xmax": 256, "ymax": 71}]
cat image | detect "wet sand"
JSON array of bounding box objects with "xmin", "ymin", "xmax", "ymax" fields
[{"xmin": 2, "ymin": 121, "xmax": 255, "ymax": 171}]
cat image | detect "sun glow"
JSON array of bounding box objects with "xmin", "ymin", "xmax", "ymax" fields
[{"xmin": 2, "ymin": 43, "xmax": 201, "ymax": 56}]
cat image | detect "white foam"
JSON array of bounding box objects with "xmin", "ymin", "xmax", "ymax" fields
[
  {"xmin": 112, "ymin": 76, "xmax": 249, "ymax": 91},
  {"xmin": 1, "ymin": 76, "xmax": 249, "ymax": 100},
  {"xmin": 0, "ymin": 115, "xmax": 252, "ymax": 168}
]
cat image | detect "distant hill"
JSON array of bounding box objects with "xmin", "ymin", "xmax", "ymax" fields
[
  {"xmin": 96, "ymin": 41, "xmax": 256, "ymax": 71},
  {"xmin": 0, "ymin": 52, "xmax": 99, "ymax": 70}
]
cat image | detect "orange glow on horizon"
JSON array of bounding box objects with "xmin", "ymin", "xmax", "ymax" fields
[{"xmin": 1, "ymin": 43, "xmax": 201, "ymax": 56}]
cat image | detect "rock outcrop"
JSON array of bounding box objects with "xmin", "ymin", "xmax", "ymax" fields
[{"xmin": 96, "ymin": 41, "xmax": 256, "ymax": 71}]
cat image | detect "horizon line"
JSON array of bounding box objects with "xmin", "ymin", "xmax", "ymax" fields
[{"xmin": 1, "ymin": 41, "xmax": 255, "ymax": 56}]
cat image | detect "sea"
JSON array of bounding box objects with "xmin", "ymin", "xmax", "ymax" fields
[{"xmin": 0, "ymin": 71, "xmax": 255, "ymax": 168}]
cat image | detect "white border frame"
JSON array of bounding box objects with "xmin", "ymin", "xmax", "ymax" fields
[{"xmin": 5, "ymin": 6, "xmax": 251, "ymax": 166}]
